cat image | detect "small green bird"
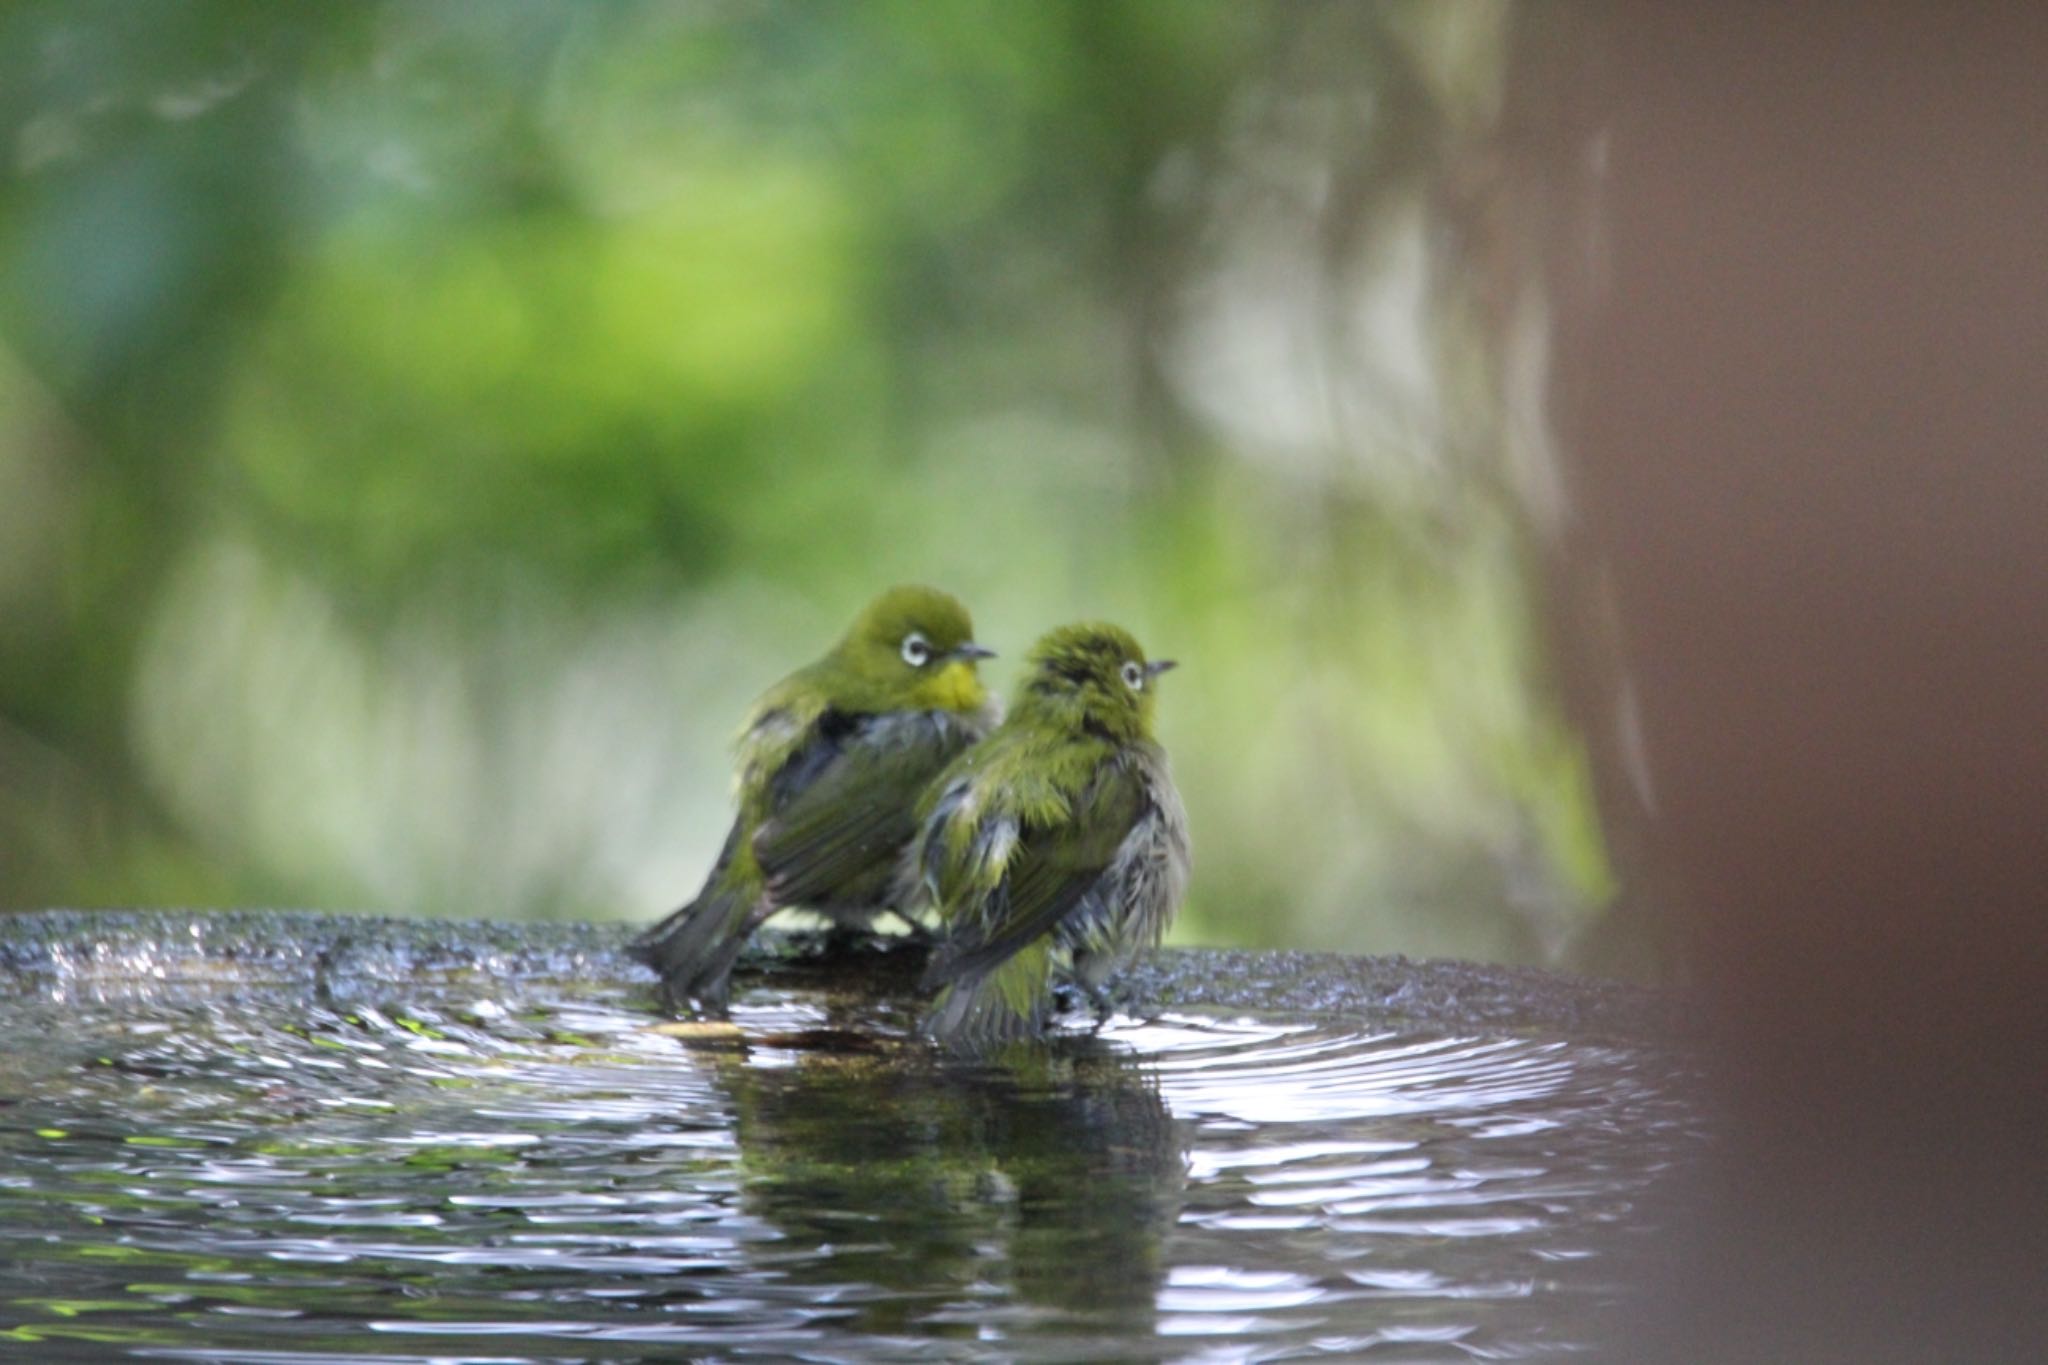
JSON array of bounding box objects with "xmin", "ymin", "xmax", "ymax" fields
[
  {"xmin": 910, "ymin": 622, "xmax": 1190, "ymax": 1053},
  {"xmin": 632, "ymin": 585, "xmax": 997, "ymax": 1008}
]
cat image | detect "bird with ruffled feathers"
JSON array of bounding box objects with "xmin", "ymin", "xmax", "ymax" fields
[{"xmin": 911, "ymin": 622, "xmax": 1189, "ymax": 1053}]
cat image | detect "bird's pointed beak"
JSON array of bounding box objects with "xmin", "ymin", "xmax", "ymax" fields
[
  {"xmin": 1146, "ymin": 658, "xmax": 1178, "ymax": 677},
  {"xmin": 951, "ymin": 643, "xmax": 997, "ymax": 662}
]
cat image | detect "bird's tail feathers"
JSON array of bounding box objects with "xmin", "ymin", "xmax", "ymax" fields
[
  {"xmin": 920, "ymin": 942, "xmax": 1052, "ymax": 1056},
  {"xmin": 629, "ymin": 886, "xmax": 765, "ymax": 1010}
]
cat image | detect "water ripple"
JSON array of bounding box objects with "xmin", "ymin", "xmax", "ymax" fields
[{"xmin": 0, "ymin": 939, "xmax": 1699, "ymax": 1362}]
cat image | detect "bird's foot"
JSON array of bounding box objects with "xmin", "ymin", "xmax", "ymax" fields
[
  {"xmin": 657, "ymin": 976, "xmax": 733, "ymax": 1020},
  {"xmin": 1051, "ymin": 977, "xmax": 1119, "ymax": 1032}
]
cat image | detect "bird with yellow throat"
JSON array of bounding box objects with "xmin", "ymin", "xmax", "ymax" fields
[{"xmin": 633, "ymin": 585, "xmax": 997, "ymax": 1008}]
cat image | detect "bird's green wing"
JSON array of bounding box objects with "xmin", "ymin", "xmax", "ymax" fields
[
  {"xmin": 753, "ymin": 711, "xmax": 975, "ymax": 907},
  {"xmin": 924, "ymin": 759, "xmax": 1146, "ymax": 986}
]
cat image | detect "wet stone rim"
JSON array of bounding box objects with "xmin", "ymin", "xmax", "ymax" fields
[{"xmin": 0, "ymin": 908, "xmax": 1685, "ymax": 1043}]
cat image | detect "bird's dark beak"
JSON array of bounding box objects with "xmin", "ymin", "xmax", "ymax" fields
[
  {"xmin": 1146, "ymin": 659, "xmax": 1178, "ymax": 677},
  {"xmin": 951, "ymin": 643, "xmax": 997, "ymax": 662}
]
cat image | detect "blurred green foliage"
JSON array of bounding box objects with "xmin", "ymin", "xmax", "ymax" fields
[{"xmin": 0, "ymin": 0, "xmax": 1611, "ymax": 964}]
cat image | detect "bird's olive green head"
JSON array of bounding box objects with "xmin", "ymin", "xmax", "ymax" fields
[
  {"xmin": 827, "ymin": 584, "xmax": 994, "ymax": 714},
  {"xmin": 1014, "ymin": 622, "xmax": 1176, "ymax": 743}
]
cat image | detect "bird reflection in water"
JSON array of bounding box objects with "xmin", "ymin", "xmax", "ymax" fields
[{"xmin": 695, "ymin": 1017, "xmax": 1186, "ymax": 1340}]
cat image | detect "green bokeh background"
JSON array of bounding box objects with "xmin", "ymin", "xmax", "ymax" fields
[{"xmin": 0, "ymin": 1, "xmax": 1613, "ymax": 964}]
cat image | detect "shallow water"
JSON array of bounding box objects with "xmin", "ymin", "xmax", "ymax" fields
[{"xmin": 0, "ymin": 913, "xmax": 1700, "ymax": 1362}]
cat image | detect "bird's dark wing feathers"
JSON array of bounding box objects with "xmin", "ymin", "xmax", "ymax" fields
[
  {"xmin": 760, "ymin": 707, "xmax": 858, "ymax": 808},
  {"xmin": 924, "ymin": 763, "xmax": 1147, "ymax": 987},
  {"xmin": 754, "ymin": 710, "xmax": 967, "ymax": 907}
]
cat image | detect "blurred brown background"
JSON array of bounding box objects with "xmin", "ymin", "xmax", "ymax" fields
[{"xmin": 1535, "ymin": 6, "xmax": 2047, "ymax": 1360}]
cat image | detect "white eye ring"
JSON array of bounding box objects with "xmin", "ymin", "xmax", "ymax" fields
[
  {"xmin": 901, "ymin": 632, "xmax": 933, "ymax": 667},
  {"xmin": 1121, "ymin": 660, "xmax": 1145, "ymax": 691}
]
